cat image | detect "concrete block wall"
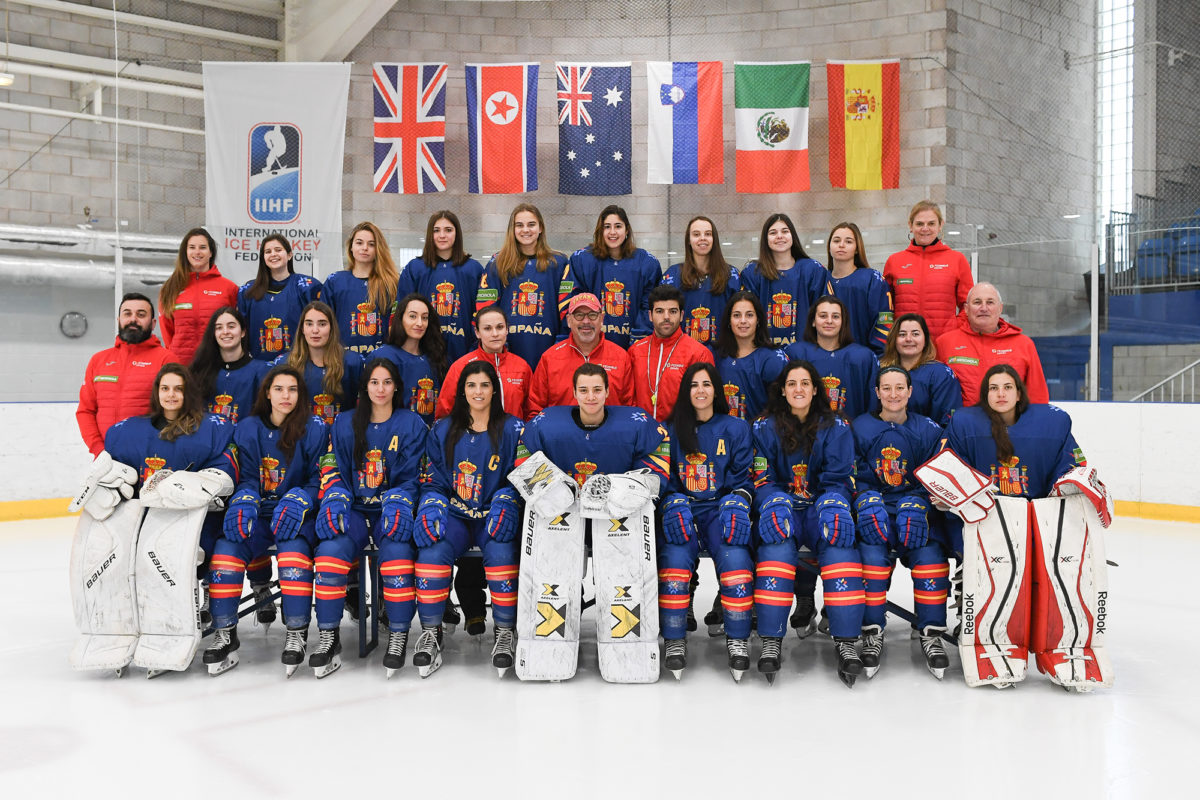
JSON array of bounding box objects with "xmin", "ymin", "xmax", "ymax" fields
[
  {"xmin": 1111, "ymin": 343, "xmax": 1200, "ymax": 400},
  {"xmin": 1151, "ymin": 0, "xmax": 1200, "ymax": 212}
]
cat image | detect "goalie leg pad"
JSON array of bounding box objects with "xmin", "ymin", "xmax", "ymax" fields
[
  {"xmin": 859, "ymin": 542, "xmax": 894, "ymax": 629},
  {"xmin": 657, "ymin": 536, "xmax": 699, "ymax": 641},
  {"xmin": 1029, "ymin": 496, "xmax": 1113, "ymax": 690},
  {"xmin": 516, "ymin": 504, "xmax": 586, "ymax": 681},
  {"xmin": 593, "ymin": 503, "xmax": 660, "ymax": 684},
  {"xmin": 959, "ymin": 496, "xmax": 1032, "ymax": 688},
  {"xmin": 69, "ymin": 501, "xmax": 144, "ymax": 672},
  {"xmin": 754, "ymin": 540, "xmax": 798, "ymax": 639},
  {"xmin": 131, "ymin": 506, "xmax": 209, "ymax": 672},
  {"xmin": 817, "ymin": 541, "xmax": 866, "ymax": 639}
]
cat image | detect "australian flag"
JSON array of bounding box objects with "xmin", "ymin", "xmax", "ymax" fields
[
  {"xmin": 557, "ymin": 62, "xmax": 632, "ymax": 196},
  {"xmin": 372, "ymin": 63, "xmax": 447, "ymax": 194}
]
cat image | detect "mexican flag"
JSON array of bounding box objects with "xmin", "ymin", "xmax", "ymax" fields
[
  {"xmin": 734, "ymin": 62, "xmax": 810, "ymax": 193},
  {"xmin": 826, "ymin": 60, "xmax": 901, "ymax": 190}
]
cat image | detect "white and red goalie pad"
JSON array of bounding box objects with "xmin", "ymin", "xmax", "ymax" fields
[
  {"xmin": 915, "ymin": 450, "xmax": 996, "ymax": 523},
  {"xmin": 1029, "ymin": 496, "xmax": 1113, "ymax": 691},
  {"xmin": 958, "ymin": 496, "xmax": 1033, "ymax": 688},
  {"xmin": 1051, "ymin": 466, "xmax": 1114, "ymax": 528}
]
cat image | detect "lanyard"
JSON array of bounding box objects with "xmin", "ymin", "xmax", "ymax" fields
[{"xmin": 648, "ymin": 334, "xmax": 682, "ymax": 418}]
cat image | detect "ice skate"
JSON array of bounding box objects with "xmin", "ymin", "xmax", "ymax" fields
[
  {"xmin": 465, "ymin": 615, "xmax": 487, "ymax": 636},
  {"xmin": 758, "ymin": 636, "xmax": 782, "ymax": 685},
  {"xmin": 918, "ymin": 627, "xmax": 950, "ymax": 680},
  {"xmin": 382, "ymin": 630, "xmax": 408, "ymax": 678},
  {"xmin": 686, "ymin": 576, "xmax": 698, "ymax": 633},
  {"xmin": 664, "ymin": 639, "xmax": 687, "ymax": 681},
  {"xmin": 789, "ymin": 595, "xmax": 817, "ymax": 639},
  {"xmin": 492, "ymin": 626, "xmax": 515, "ymax": 678},
  {"xmin": 835, "ymin": 637, "xmax": 863, "ymax": 688},
  {"xmin": 309, "ymin": 628, "xmax": 342, "ymax": 678},
  {"xmin": 726, "ymin": 637, "xmax": 750, "ymax": 683},
  {"xmin": 704, "ymin": 594, "xmax": 724, "ymax": 637},
  {"xmin": 817, "ymin": 609, "xmax": 830, "ymax": 637},
  {"xmin": 442, "ymin": 603, "xmax": 460, "ymax": 636},
  {"xmin": 281, "ymin": 627, "xmax": 307, "ymax": 678},
  {"xmin": 413, "ymin": 626, "xmax": 443, "ymax": 679},
  {"xmin": 251, "ymin": 583, "xmax": 276, "ymax": 633},
  {"xmin": 202, "ymin": 626, "xmax": 240, "ymax": 676},
  {"xmin": 860, "ymin": 625, "xmax": 884, "ymax": 679}
]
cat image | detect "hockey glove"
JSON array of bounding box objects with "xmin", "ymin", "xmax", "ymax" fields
[
  {"xmin": 719, "ymin": 492, "xmax": 752, "ymax": 546},
  {"xmin": 894, "ymin": 496, "xmax": 929, "ymax": 549},
  {"xmin": 142, "ymin": 468, "xmax": 234, "ymax": 510},
  {"xmin": 509, "ymin": 451, "xmax": 577, "ymax": 518},
  {"xmin": 1051, "ymin": 466, "xmax": 1113, "ymax": 528},
  {"xmin": 485, "ymin": 487, "xmax": 521, "ymax": 543},
  {"xmin": 914, "ymin": 450, "xmax": 995, "ymax": 524},
  {"xmin": 70, "ymin": 451, "xmax": 138, "ymax": 520},
  {"xmin": 660, "ymin": 493, "xmax": 694, "ymax": 545},
  {"xmin": 378, "ymin": 490, "xmax": 415, "ymax": 542},
  {"xmin": 415, "ymin": 493, "xmax": 448, "ymax": 548},
  {"xmin": 818, "ymin": 492, "xmax": 854, "ymax": 547},
  {"xmin": 854, "ymin": 491, "xmax": 890, "ymax": 545},
  {"xmin": 271, "ymin": 488, "xmax": 312, "ymax": 542},
  {"xmin": 316, "ymin": 490, "xmax": 350, "ymax": 540},
  {"xmin": 581, "ymin": 470, "xmax": 659, "ymax": 519},
  {"xmin": 757, "ymin": 492, "xmax": 794, "ymax": 544},
  {"xmin": 223, "ymin": 489, "xmax": 261, "ymax": 542}
]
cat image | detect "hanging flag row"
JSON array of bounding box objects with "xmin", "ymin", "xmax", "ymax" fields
[{"xmin": 371, "ymin": 59, "xmax": 901, "ymax": 196}]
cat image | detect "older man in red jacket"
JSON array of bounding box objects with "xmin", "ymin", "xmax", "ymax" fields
[
  {"xmin": 76, "ymin": 293, "xmax": 178, "ymax": 456},
  {"xmin": 935, "ymin": 282, "xmax": 1049, "ymax": 406}
]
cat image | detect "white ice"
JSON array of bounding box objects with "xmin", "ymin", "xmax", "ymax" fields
[{"xmin": 0, "ymin": 513, "xmax": 1191, "ymax": 799}]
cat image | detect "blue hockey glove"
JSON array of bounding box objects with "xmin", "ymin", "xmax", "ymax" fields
[
  {"xmin": 222, "ymin": 489, "xmax": 260, "ymax": 542},
  {"xmin": 415, "ymin": 493, "xmax": 448, "ymax": 548},
  {"xmin": 895, "ymin": 496, "xmax": 930, "ymax": 549},
  {"xmin": 660, "ymin": 493, "xmax": 694, "ymax": 545},
  {"xmin": 485, "ymin": 487, "xmax": 520, "ymax": 543},
  {"xmin": 271, "ymin": 488, "xmax": 312, "ymax": 541},
  {"xmin": 757, "ymin": 492, "xmax": 794, "ymax": 544},
  {"xmin": 316, "ymin": 489, "xmax": 350, "ymax": 540},
  {"xmin": 719, "ymin": 492, "xmax": 752, "ymax": 546},
  {"xmin": 818, "ymin": 492, "xmax": 854, "ymax": 547},
  {"xmin": 379, "ymin": 490, "xmax": 415, "ymax": 542},
  {"xmin": 855, "ymin": 491, "xmax": 890, "ymax": 546}
]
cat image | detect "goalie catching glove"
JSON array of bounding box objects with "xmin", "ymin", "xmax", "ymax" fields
[
  {"xmin": 69, "ymin": 451, "xmax": 137, "ymax": 521},
  {"xmin": 914, "ymin": 449, "xmax": 996, "ymax": 523},
  {"xmin": 141, "ymin": 468, "xmax": 233, "ymax": 511},
  {"xmin": 1051, "ymin": 466, "xmax": 1113, "ymax": 528},
  {"xmin": 579, "ymin": 470, "xmax": 659, "ymax": 520},
  {"xmin": 509, "ymin": 451, "xmax": 577, "ymax": 519}
]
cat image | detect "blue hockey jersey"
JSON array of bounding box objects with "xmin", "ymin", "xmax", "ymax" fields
[
  {"xmin": 739, "ymin": 259, "xmax": 832, "ymax": 347},
  {"xmin": 397, "ymin": 256, "xmax": 485, "ymax": 363},
  {"xmin": 829, "ymin": 267, "xmax": 892, "ymax": 355},
  {"xmin": 105, "ymin": 413, "xmax": 238, "ymax": 488},
  {"xmin": 321, "ymin": 270, "xmax": 393, "ymax": 355},
  {"xmin": 207, "ymin": 355, "xmax": 270, "ymax": 424},
  {"xmin": 661, "ymin": 264, "xmax": 741, "ymax": 347},
  {"xmin": 666, "ymin": 413, "xmax": 753, "ymax": 514},
  {"xmin": 751, "ymin": 415, "xmax": 854, "ymax": 510},
  {"xmin": 476, "ymin": 255, "xmax": 569, "ymax": 369},
  {"xmin": 563, "ymin": 247, "xmax": 662, "ymax": 348},
  {"xmin": 424, "ymin": 415, "xmax": 525, "ymax": 520},
  {"xmin": 785, "ymin": 341, "xmax": 879, "ymax": 422},
  {"xmin": 851, "ymin": 411, "xmax": 942, "ymax": 508},
  {"xmin": 367, "ymin": 344, "xmax": 441, "ymax": 426},
  {"xmin": 714, "ymin": 347, "xmax": 789, "ymax": 422},
  {"xmin": 319, "ymin": 407, "xmax": 428, "ymax": 510},
  {"xmin": 233, "ymin": 414, "xmax": 328, "ymax": 514},
  {"xmin": 237, "ymin": 274, "xmax": 322, "ymax": 361}
]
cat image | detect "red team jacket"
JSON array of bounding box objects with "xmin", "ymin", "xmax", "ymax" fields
[
  {"xmin": 526, "ymin": 331, "xmax": 635, "ymax": 419},
  {"xmin": 882, "ymin": 240, "xmax": 973, "ymax": 340},
  {"xmin": 76, "ymin": 335, "xmax": 178, "ymax": 456},
  {"xmin": 158, "ymin": 267, "xmax": 239, "ymax": 365},
  {"xmin": 935, "ymin": 313, "xmax": 1049, "ymax": 406},
  {"xmin": 435, "ymin": 346, "xmax": 533, "ymax": 421},
  {"xmin": 628, "ymin": 326, "xmax": 715, "ymax": 422}
]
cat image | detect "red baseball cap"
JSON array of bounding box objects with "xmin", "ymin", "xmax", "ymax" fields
[{"xmin": 568, "ymin": 293, "xmax": 601, "ymax": 314}]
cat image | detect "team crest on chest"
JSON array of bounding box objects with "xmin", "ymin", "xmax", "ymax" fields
[
  {"xmin": 211, "ymin": 393, "xmax": 238, "ymax": 422},
  {"xmin": 991, "ymin": 456, "xmax": 1029, "ymax": 496},
  {"xmin": 573, "ymin": 460, "xmax": 598, "ymax": 487},
  {"xmin": 687, "ymin": 307, "xmax": 713, "ymax": 342},
  {"xmin": 513, "ymin": 281, "xmax": 545, "ymax": 317},
  {"xmin": 434, "ymin": 281, "xmax": 459, "ymax": 318},
  {"xmin": 770, "ymin": 292, "xmax": 795, "ymax": 329},
  {"xmin": 603, "ymin": 280, "xmax": 628, "ymax": 318},
  {"xmin": 455, "ymin": 459, "xmax": 482, "ymax": 504},
  {"xmin": 142, "ymin": 456, "xmax": 167, "ymax": 483},
  {"xmin": 413, "ymin": 378, "xmax": 437, "ymax": 416},
  {"xmin": 790, "ymin": 463, "xmax": 812, "ymax": 499},
  {"xmin": 822, "ymin": 376, "xmax": 846, "ymax": 412},
  {"xmin": 681, "ymin": 452, "xmax": 714, "ymax": 493},
  {"xmin": 313, "ymin": 393, "xmax": 337, "ymax": 425},
  {"xmin": 874, "ymin": 445, "xmax": 907, "ymax": 487},
  {"xmin": 260, "ymin": 456, "xmax": 283, "ymax": 493},
  {"xmin": 352, "ymin": 302, "xmax": 379, "ymax": 337},
  {"xmin": 360, "ymin": 448, "xmax": 385, "ymax": 490},
  {"xmin": 723, "ymin": 384, "xmax": 744, "ymax": 419},
  {"xmin": 261, "ymin": 317, "xmax": 290, "ymax": 353}
]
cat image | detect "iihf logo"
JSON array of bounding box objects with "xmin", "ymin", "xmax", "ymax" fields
[{"xmin": 247, "ymin": 122, "xmax": 301, "ymax": 223}]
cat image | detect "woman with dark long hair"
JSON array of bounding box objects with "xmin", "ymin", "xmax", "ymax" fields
[
  {"xmin": 877, "ymin": 312, "xmax": 961, "ymax": 426},
  {"xmin": 202, "ymin": 365, "xmax": 329, "ymax": 676},
  {"xmin": 825, "ymin": 221, "xmax": 892, "ymax": 355},
  {"xmin": 277, "ymin": 301, "xmax": 364, "ymax": 425},
  {"xmin": 369, "ymin": 293, "xmax": 449, "ymax": 426},
  {"xmin": 323, "ymin": 221, "xmax": 400, "ymax": 355},
  {"xmin": 662, "ymin": 216, "xmax": 740, "ymax": 346},
  {"xmin": 562, "ymin": 204, "xmax": 662, "ymax": 348},
  {"xmin": 398, "ymin": 211, "xmax": 485, "ymax": 362},
  {"xmin": 657, "ymin": 362, "xmax": 755, "ymax": 682},
  {"xmin": 785, "ymin": 295, "xmax": 878, "ymax": 422},
  {"xmin": 711, "ymin": 290, "xmax": 788, "ymax": 422},
  {"xmin": 749, "ymin": 359, "xmax": 862, "ymax": 687},
  {"xmin": 158, "ymin": 227, "xmax": 238, "ymax": 364},
  {"xmin": 237, "ymin": 233, "xmax": 323, "ymax": 361},
  {"xmin": 311, "ymin": 358, "xmax": 428, "ymax": 678},
  {"xmin": 191, "ymin": 306, "xmax": 271, "ymax": 424},
  {"xmin": 408, "ymin": 361, "xmax": 525, "ymax": 677},
  {"xmin": 738, "ymin": 213, "xmax": 831, "ymax": 347}
]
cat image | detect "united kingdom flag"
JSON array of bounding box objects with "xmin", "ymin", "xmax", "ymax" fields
[{"xmin": 372, "ymin": 62, "xmax": 447, "ymax": 194}]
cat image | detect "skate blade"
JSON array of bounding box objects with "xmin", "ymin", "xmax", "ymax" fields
[
  {"xmin": 254, "ymin": 620, "xmax": 273, "ymax": 635},
  {"xmin": 838, "ymin": 671, "xmax": 857, "ymax": 688},
  {"xmin": 793, "ymin": 620, "xmax": 817, "ymax": 640},
  {"xmin": 707, "ymin": 623, "xmax": 725, "ymax": 637},
  {"xmin": 730, "ymin": 668, "xmax": 744, "ymax": 683},
  {"xmin": 928, "ymin": 666, "xmax": 946, "ymax": 681},
  {"xmin": 285, "ymin": 664, "xmax": 300, "ymax": 679},
  {"xmin": 114, "ymin": 667, "xmax": 126, "ymax": 678},
  {"xmin": 146, "ymin": 668, "xmax": 171, "ymax": 679},
  {"xmin": 495, "ymin": 666, "xmax": 510, "ymax": 679},
  {"xmin": 764, "ymin": 672, "xmax": 777, "ymax": 686},
  {"xmin": 207, "ymin": 653, "xmax": 239, "ymax": 676},
  {"xmin": 386, "ymin": 667, "xmax": 399, "ymax": 679},
  {"xmin": 313, "ymin": 656, "xmax": 342, "ymax": 679},
  {"xmin": 864, "ymin": 664, "xmax": 880, "ymax": 679},
  {"xmin": 417, "ymin": 658, "xmax": 442, "ymax": 679},
  {"xmin": 669, "ymin": 668, "xmax": 683, "ymax": 681}
]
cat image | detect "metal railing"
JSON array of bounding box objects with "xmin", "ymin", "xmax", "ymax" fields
[
  {"xmin": 1106, "ymin": 211, "xmax": 1200, "ymax": 295},
  {"xmin": 1130, "ymin": 357, "xmax": 1200, "ymax": 402}
]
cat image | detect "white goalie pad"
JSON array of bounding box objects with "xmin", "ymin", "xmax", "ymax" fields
[
  {"xmin": 509, "ymin": 452, "xmax": 577, "ymax": 519},
  {"xmin": 515, "ymin": 503, "xmax": 586, "ymax": 681},
  {"xmin": 130, "ymin": 506, "xmax": 207, "ymax": 673},
  {"xmin": 915, "ymin": 450, "xmax": 996, "ymax": 523},
  {"xmin": 959, "ymin": 496, "xmax": 1032, "ymax": 688},
  {"xmin": 591, "ymin": 501, "xmax": 660, "ymax": 684},
  {"xmin": 579, "ymin": 471, "xmax": 659, "ymax": 520},
  {"xmin": 1029, "ymin": 496, "xmax": 1113, "ymax": 691},
  {"xmin": 141, "ymin": 468, "xmax": 234, "ymax": 511},
  {"xmin": 69, "ymin": 500, "xmax": 144, "ymax": 672},
  {"xmin": 1051, "ymin": 466, "xmax": 1114, "ymax": 529}
]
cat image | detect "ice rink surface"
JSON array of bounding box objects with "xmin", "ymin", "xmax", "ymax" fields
[{"xmin": 0, "ymin": 513, "xmax": 1191, "ymax": 799}]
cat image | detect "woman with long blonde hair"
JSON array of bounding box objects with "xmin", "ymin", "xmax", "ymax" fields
[
  {"xmin": 323, "ymin": 221, "xmax": 400, "ymax": 355},
  {"xmin": 278, "ymin": 301, "xmax": 365, "ymax": 425}
]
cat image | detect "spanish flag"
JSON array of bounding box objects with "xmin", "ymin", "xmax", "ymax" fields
[{"xmin": 826, "ymin": 60, "xmax": 900, "ymax": 190}]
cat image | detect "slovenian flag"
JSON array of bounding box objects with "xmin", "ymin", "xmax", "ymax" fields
[
  {"xmin": 826, "ymin": 60, "xmax": 901, "ymax": 190},
  {"xmin": 465, "ymin": 63, "xmax": 539, "ymax": 194},
  {"xmin": 646, "ymin": 61, "xmax": 723, "ymax": 185},
  {"xmin": 734, "ymin": 62, "xmax": 810, "ymax": 193}
]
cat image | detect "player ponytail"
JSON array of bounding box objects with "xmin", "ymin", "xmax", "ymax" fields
[
  {"xmin": 445, "ymin": 361, "xmax": 507, "ymax": 467},
  {"xmin": 713, "ymin": 290, "xmax": 769, "ymax": 360},
  {"xmin": 977, "ymin": 364, "xmax": 1030, "ymax": 464},
  {"xmin": 386, "ymin": 293, "xmax": 449, "ymax": 380},
  {"xmin": 353, "ymin": 358, "xmax": 406, "ymax": 467},
  {"xmin": 251, "ymin": 364, "xmax": 311, "ymax": 461},
  {"xmin": 191, "ymin": 306, "xmax": 249, "ymax": 400},
  {"xmin": 669, "ymin": 362, "xmax": 730, "ymax": 458},
  {"xmin": 764, "ymin": 359, "xmax": 835, "ymax": 454},
  {"xmin": 150, "ymin": 363, "xmax": 205, "ymax": 441},
  {"xmin": 287, "ymin": 301, "xmax": 346, "ymax": 401}
]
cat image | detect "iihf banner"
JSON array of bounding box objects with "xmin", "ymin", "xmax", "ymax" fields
[
  {"xmin": 556, "ymin": 62, "xmax": 632, "ymax": 196},
  {"xmin": 372, "ymin": 63, "xmax": 447, "ymax": 194},
  {"xmin": 466, "ymin": 63, "xmax": 539, "ymax": 194},
  {"xmin": 646, "ymin": 61, "xmax": 723, "ymax": 185},
  {"xmin": 826, "ymin": 60, "xmax": 901, "ymax": 190},
  {"xmin": 204, "ymin": 63, "xmax": 350, "ymax": 282}
]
